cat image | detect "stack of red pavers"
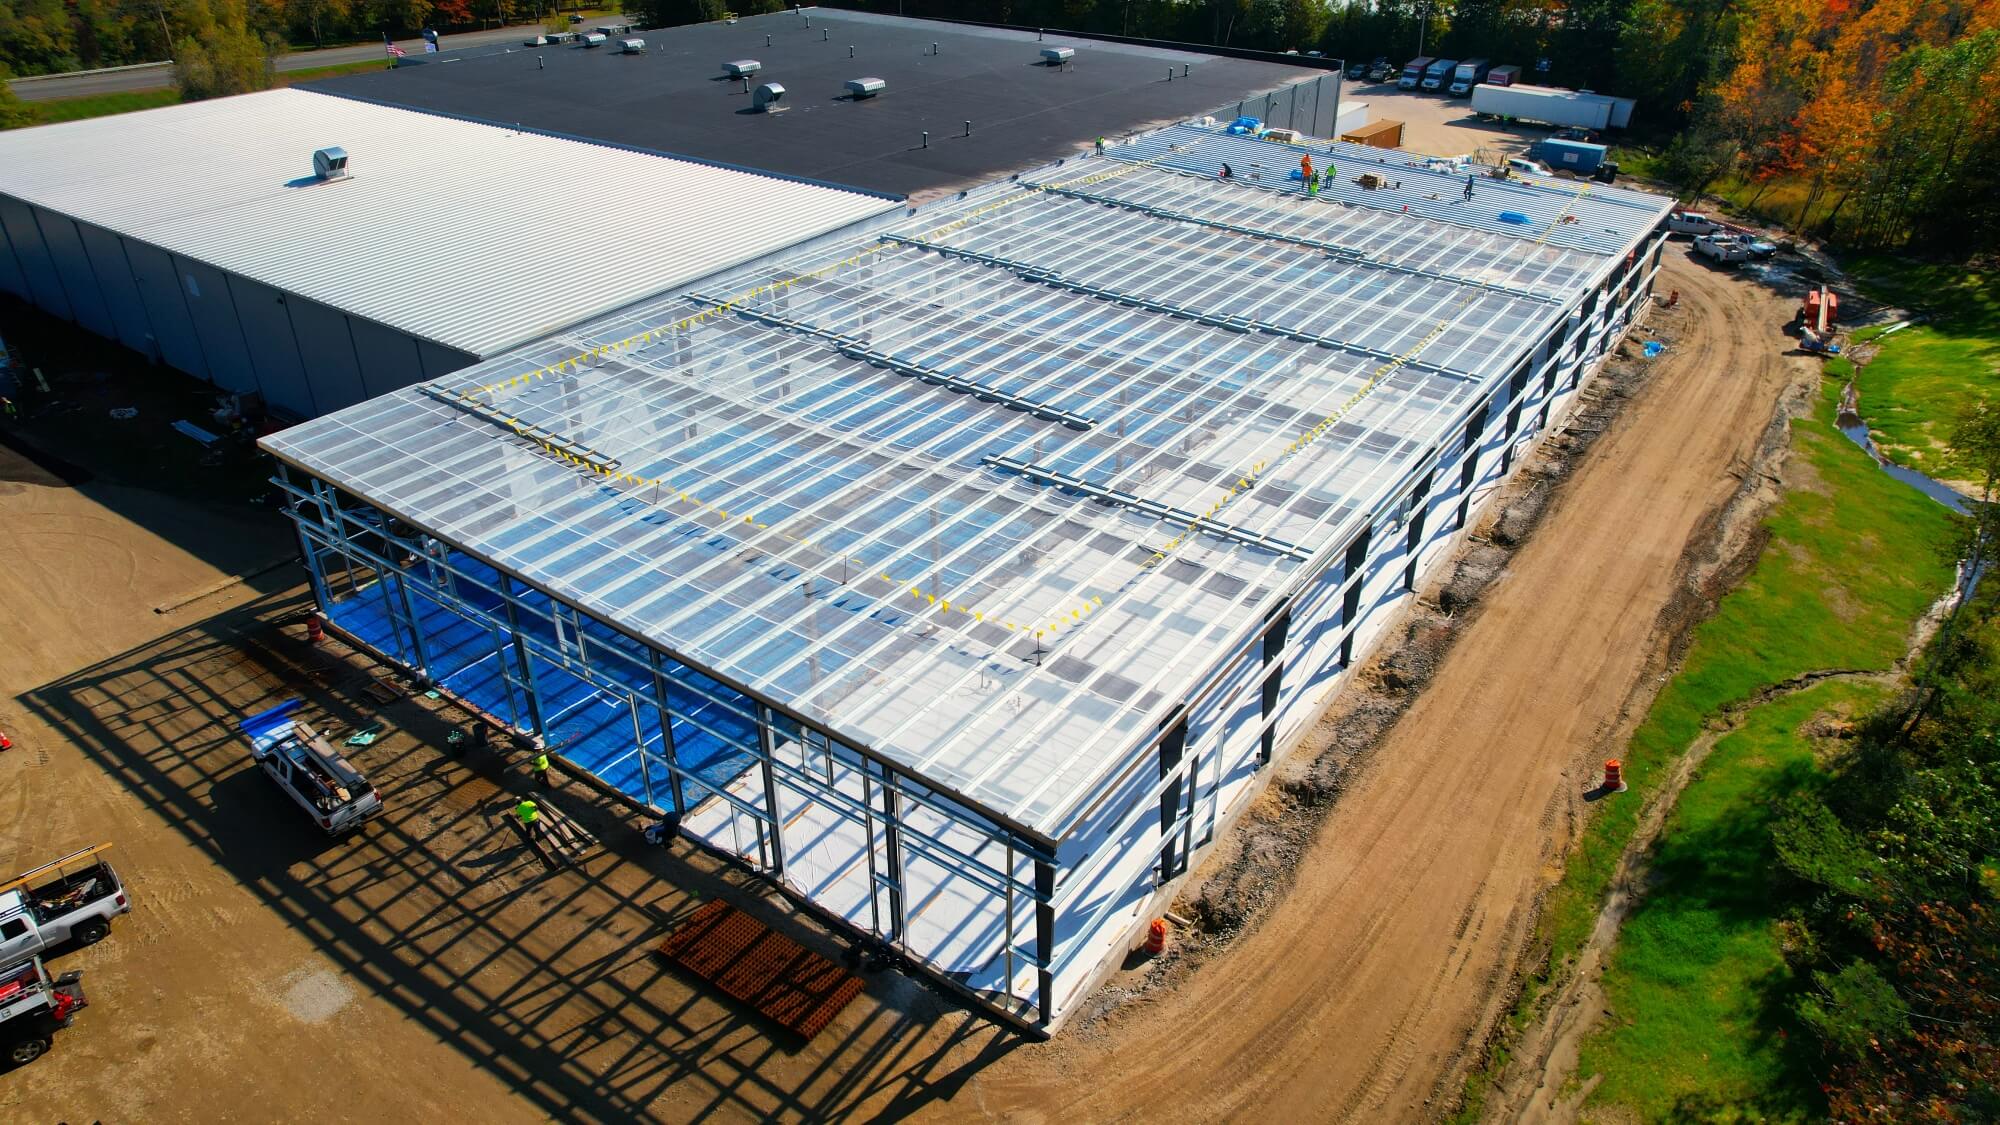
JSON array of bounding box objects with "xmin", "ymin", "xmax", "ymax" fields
[{"xmin": 655, "ymin": 900, "xmax": 864, "ymax": 1039}]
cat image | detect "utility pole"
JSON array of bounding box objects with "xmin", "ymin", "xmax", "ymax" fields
[{"xmin": 1416, "ymin": 0, "xmax": 1431, "ymax": 56}]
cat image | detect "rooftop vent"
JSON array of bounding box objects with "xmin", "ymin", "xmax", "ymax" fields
[
  {"xmin": 1040, "ymin": 46, "xmax": 1074, "ymax": 65},
  {"xmin": 619, "ymin": 38, "xmax": 645, "ymax": 53},
  {"xmin": 753, "ymin": 82, "xmax": 787, "ymax": 112},
  {"xmin": 844, "ymin": 76, "xmax": 885, "ymax": 99},
  {"xmin": 311, "ymin": 147, "xmax": 349, "ymax": 180},
  {"xmin": 581, "ymin": 32, "xmax": 607, "ymax": 47},
  {"xmin": 722, "ymin": 59, "xmax": 761, "ymax": 78}
]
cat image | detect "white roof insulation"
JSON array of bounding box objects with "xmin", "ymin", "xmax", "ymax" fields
[
  {"xmin": 265, "ymin": 133, "xmax": 1672, "ymax": 837},
  {"xmin": 0, "ymin": 88, "xmax": 897, "ymax": 356}
]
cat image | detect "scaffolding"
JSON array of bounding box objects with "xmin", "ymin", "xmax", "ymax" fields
[{"xmin": 263, "ymin": 129, "xmax": 1673, "ymax": 1032}]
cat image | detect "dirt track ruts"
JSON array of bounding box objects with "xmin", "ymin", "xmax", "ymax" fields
[{"xmin": 953, "ymin": 252, "xmax": 1810, "ymax": 1121}]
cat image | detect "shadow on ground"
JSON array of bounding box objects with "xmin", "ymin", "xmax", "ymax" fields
[{"xmin": 20, "ymin": 588, "xmax": 1019, "ymax": 1121}]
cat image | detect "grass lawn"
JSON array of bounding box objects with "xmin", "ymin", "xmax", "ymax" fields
[
  {"xmin": 1842, "ymin": 256, "xmax": 2000, "ymax": 484},
  {"xmin": 1577, "ymin": 679, "xmax": 1890, "ymax": 1120},
  {"xmin": 1540, "ymin": 374, "xmax": 1956, "ymax": 969}
]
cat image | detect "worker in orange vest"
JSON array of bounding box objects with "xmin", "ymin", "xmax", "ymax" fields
[{"xmin": 1300, "ymin": 153, "xmax": 1314, "ymax": 192}]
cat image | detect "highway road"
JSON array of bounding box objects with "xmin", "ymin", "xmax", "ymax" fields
[{"xmin": 7, "ymin": 24, "xmax": 560, "ymax": 102}]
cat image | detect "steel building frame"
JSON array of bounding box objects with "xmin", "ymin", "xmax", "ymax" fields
[{"xmin": 264, "ymin": 131, "xmax": 1672, "ymax": 1033}]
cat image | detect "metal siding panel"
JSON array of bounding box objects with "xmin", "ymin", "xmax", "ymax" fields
[
  {"xmin": 287, "ymin": 297, "xmax": 367, "ymax": 412},
  {"xmin": 172, "ymin": 255, "xmax": 257, "ymax": 393},
  {"xmin": 347, "ymin": 317, "xmax": 422, "ymax": 399},
  {"xmin": 34, "ymin": 211, "xmax": 115, "ymax": 340},
  {"xmin": 0, "ymin": 213, "xmax": 27, "ymax": 298},
  {"xmin": 227, "ymin": 274, "xmax": 316, "ymax": 416},
  {"xmin": 75, "ymin": 222, "xmax": 155, "ymax": 354},
  {"xmin": 416, "ymin": 339, "xmax": 474, "ymax": 381},
  {"xmin": 123, "ymin": 239, "xmax": 207, "ymax": 375},
  {"xmin": 0, "ymin": 89, "xmax": 898, "ymax": 358},
  {"xmin": 0, "ymin": 196, "xmax": 71, "ymax": 319}
]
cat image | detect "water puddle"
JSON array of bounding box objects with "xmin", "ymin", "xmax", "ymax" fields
[{"xmin": 1837, "ymin": 383, "xmax": 1970, "ymax": 513}]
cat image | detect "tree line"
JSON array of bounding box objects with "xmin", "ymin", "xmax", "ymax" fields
[{"xmin": 7, "ymin": 0, "xmax": 1999, "ymax": 249}]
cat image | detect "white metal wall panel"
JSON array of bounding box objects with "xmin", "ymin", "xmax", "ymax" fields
[
  {"xmin": 227, "ymin": 274, "xmax": 315, "ymax": 416},
  {"xmin": 172, "ymin": 254, "xmax": 257, "ymax": 393},
  {"xmin": 0, "ymin": 214, "xmax": 27, "ymax": 299},
  {"xmin": 33, "ymin": 210, "xmax": 115, "ymax": 341},
  {"xmin": 123, "ymin": 239, "xmax": 206, "ymax": 375},
  {"xmin": 287, "ymin": 297, "xmax": 367, "ymax": 413},
  {"xmin": 0, "ymin": 89, "xmax": 897, "ymax": 360},
  {"xmin": 74, "ymin": 221, "xmax": 154, "ymax": 355},
  {"xmin": 347, "ymin": 317, "xmax": 421, "ymax": 400},
  {"xmin": 416, "ymin": 339, "xmax": 475, "ymax": 382},
  {"xmin": 0, "ymin": 195, "xmax": 70, "ymax": 320}
]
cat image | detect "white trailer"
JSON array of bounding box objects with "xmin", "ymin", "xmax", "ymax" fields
[{"xmin": 1471, "ymin": 83, "xmax": 1637, "ymax": 130}]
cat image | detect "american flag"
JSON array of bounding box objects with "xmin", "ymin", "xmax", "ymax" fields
[{"xmin": 385, "ymin": 41, "xmax": 406, "ymax": 57}]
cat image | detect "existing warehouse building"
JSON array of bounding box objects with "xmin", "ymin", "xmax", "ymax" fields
[
  {"xmin": 0, "ymin": 88, "xmax": 897, "ymax": 418},
  {"xmin": 261, "ymin": 124, "xmax": 1673, "ymax": 1032},
  {"xmin": 314, "ymin": 8, "xmax": 1352, "ymax": 199}
]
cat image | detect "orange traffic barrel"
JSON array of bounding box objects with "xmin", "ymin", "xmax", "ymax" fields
[
  {"xmin": 1603, "ymin": 759, "xmax": 1627, "ymax": 792},
  {"xmin": 1144, "ymin": 918, "xmax": 1168, "ymax": 955}
]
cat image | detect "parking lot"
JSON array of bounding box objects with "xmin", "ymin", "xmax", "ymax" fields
[{"xmin": 1339, "ymin": 82, "xmax": 1541, "ymax": 158}]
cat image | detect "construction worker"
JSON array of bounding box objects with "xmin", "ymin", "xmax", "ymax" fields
[
  {"xmin": 515, "ymin": 798, "xmax": 539, "ymax": 831},
  {"xmin": 1299, "ymin": 153, "xmax": 1314, "ymax": 190},
  {"xmin": 531, "ymin": 750, "xmax": 551, "ymax": 788},
  {"xmin": 1463, "ymin": 173, "xmax": 1475, "ymax": 202}
]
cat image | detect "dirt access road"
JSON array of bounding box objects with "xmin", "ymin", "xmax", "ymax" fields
[
  {"xmin": 951, "ymin": 251, "xmax": 1810, "ymax": 1120},
  {"xmin": 0, "ymin": 248, "xmax": 1801, "ymax": 1123}
]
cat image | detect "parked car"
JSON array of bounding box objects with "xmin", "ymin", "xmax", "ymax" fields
[
  {"xmin": 1666, "ymin": 210, "xmax": 1722, "ymax": 236},
  {"xmin": 0, "ymin": 956, "xmax": 86, "ymax": 1067},
  {"xmin": 1346, "ymin": 61, "xmax": 1367, "ymax": 79},
  {"xmin": 1694, "ymin": 233, "xmax": 1752, "ymax": 263},
  {"xmin": 0, "ymin": 846, "xmax": 131, "ymax": 964},
  {"xmin": 1366, "ymin": 57, "xmax": 1394, "ymax": 82},
  {"xmin": 241, "ymin": 701, "xmax": 383, "ymax": 835},
  {"xmin": 1550, "ymin": 126, "xmax": 1604, "ymax": 144}
]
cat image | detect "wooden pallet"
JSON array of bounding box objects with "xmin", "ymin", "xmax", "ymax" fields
[{"xmin": 655, "ymin": 900, "xmax": 864, "ymax": 1039}]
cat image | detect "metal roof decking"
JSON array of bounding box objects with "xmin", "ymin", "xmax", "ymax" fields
[
  {"xmin": 264, "ymin": 137, "xmax": 1671, "ymax": 837},
  {"xmin": 0, "ymin": 88, "xmax": 896, "ymax": 358},
  {"xmin": 1109, "ymin": 124, "xmax": 1669, "ymax": 255}
]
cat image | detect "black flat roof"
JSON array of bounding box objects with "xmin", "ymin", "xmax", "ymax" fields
[{"xmin": 307, "ymin": 10, "xmax": 1322, "ymax": 198}]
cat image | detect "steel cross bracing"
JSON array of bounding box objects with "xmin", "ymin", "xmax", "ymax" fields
[
  {"xmin": 265, "ymin": 169, "xmax": 1618, "ymax": 830},
  {"xmin": 1029, "ymin": 182, "xmax": 1562, "ymax": 305},
  {"xmin": 983, "ymin": 454, "xmax": 1311, "ymax": 562}
]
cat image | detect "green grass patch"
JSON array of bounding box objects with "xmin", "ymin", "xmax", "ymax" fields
[
  {"xmin": 25, "ymin": 88, "xmax": 180, "ymax": 125},
  {"xmin": 1539, "ymin": 376, "xmax": 1956, "ymax": 964},
  {"xmin": 1578, "ymin": 679, "xmax": 1890, "ymax": 1120},
  {"xmin": 1841, "ymin": 256, "xmax": 2000, "ymax": 483},
  {"xmin": 279, "ymin": 59, "xmax": 400, "ymax": 83}
]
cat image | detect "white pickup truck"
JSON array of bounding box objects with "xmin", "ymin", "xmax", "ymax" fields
[
  {"xmin": 0, "ymin": 845, "xmax": 131, "ymax": 964},
  {"xmin": 241, "ymin": 700, "xmax": 383, "ymax": 835},
  {"xmin": 0, "ymin": 955, "xmax": 87, "ymax": 1066}
]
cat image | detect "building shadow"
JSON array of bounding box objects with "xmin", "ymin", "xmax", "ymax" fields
[{"xmin": 19, "ymin": 587, "xmax": 1023, "ymax": 1122}]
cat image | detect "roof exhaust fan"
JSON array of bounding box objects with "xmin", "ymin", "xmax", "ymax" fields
[
  {"xmin": 312, "ymin": 147, "xmax": 349, "ymax": 180},
  {"xmin": 753, "ymin": 82, "xmax": 787, "ymax": 112}
]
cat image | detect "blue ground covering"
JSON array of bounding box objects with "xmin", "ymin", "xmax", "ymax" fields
[{"xmin": 324, "ymin": 552, "xmax": 758, "ymax": 807}]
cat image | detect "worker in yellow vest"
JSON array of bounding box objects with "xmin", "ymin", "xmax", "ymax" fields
[
  {"xmin": 515, "ymin": 798, "xmax": 539, "ymax": 830},
  {"xmin": 532, "ymin": 751, "xmax": 551, "ymax": 788}
]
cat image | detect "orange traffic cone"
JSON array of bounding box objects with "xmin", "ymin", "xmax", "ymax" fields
[
  {"xmin": 0, "ymin": 732, "xmax": 12, "ymax": 751},
  {"xmin": 1144, "ymin": 918, "xmax": 1168, "ymax": 955},
  {"xmin": 1602, "ymin": 759, "xmax": 1627, "ymax": 793},
  {"xmin": 306, "ymin": 614, "xmax": 325, "ymax": 644}
]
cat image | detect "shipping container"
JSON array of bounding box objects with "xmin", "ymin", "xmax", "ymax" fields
[
  {"xmin": 1486, "ymin": 64, "xmax": 1522, "ymax": 86},
  {"xmin": 1341, "ymin": 119, "xmax": 1404, "ymax": 149},
  {"xmin": 1527, "ymin": 137, "xmax": 1609, "ymax": 173}
]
